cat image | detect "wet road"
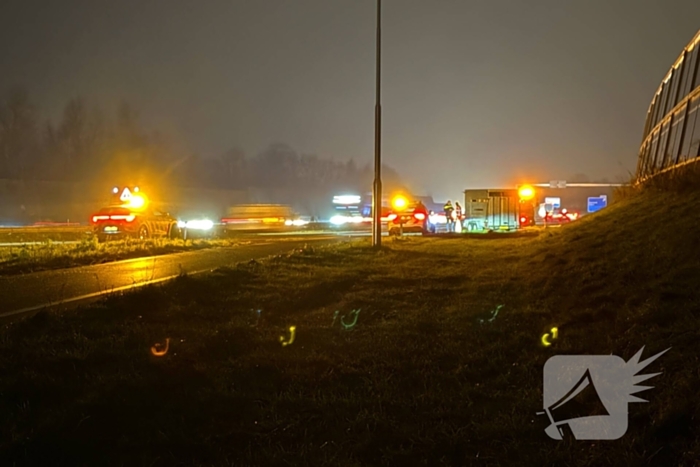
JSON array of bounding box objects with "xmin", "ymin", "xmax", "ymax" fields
[{"xmin": 0, "ymin": 235, "xmax": 354, "ymax": 318}]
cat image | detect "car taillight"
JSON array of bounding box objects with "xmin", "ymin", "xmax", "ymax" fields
[
  {"xmin": 109, "ymin": 214, "xmax": 136, "ymax": 222},
  {"xmin": 414, "ymin": 213, "xmax": 425, "ymax": 220},
  {"xmin": 520, "ymin": 216, "xmax": 527, "ymax": 224},
  {"xmin": 91, "ymin": 215, "xmax": 109, "ymax": 223},
  {"xmin": 387, "ymin": 213, "xmax": 397, "ymax": 221}
]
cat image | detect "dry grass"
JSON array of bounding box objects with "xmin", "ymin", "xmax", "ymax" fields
[{"xmin": 0, "ymin": 236, "xmax": 240, "ymax": 276}]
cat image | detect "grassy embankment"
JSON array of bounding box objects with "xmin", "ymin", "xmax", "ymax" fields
[{"xmin": 1, "ymin": 179, "xmax": 699, "ymax": 465}]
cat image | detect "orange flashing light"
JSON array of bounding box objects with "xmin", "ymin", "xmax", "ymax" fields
[
  {"xmin": 124, "ymin": 194, "xmax": 146, "ymax": 210},
  {"xmin": 518, "ymin": 185, "xmax": 535, "ymax": 200},
  {"xmin": 391, "ymin": 195, "xmax": 408, "ymax": 211}
]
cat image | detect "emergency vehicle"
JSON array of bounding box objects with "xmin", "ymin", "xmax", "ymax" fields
[
  {"xmin": 386, "ymin": 195, "xmax": 429, "ymax": 235},
  {"xmin": 517, "ymin": 185, "xmax": 537, "ymax": 227},
  {"xmin": 328, "ymin": 193, "xmax": 400, "ymax": 230},
  {"xmin": 463, "ymin": 189, "xmax": 522, "ymax": 231},
  {"xmin": 461, "ymin": 185, "xmax": 551, "ymax": 231},
  {"xmin": 90, "ymin": 187, "xmax": 181, "ymax": 242}
]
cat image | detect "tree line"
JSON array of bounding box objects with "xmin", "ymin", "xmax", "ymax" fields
[{"xmin": 0, "ymin": 86, "xmax": 406, "ymax": 203}]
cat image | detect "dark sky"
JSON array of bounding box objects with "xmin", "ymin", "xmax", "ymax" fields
[{"xmin": 2, "ymin": 0, "xmax": 699, "ymax": 198}]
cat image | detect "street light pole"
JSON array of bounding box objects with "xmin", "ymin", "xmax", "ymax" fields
[{"xmin": 372, "ymin": 0, "xmax": 382, "ymax": 247}]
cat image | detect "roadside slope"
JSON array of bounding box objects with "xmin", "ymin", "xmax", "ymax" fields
[{"xmin": 0, "ymin": 189, "xmax": 698, "ymax": 466}]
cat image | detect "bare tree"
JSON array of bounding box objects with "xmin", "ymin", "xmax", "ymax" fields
[
  {"xmin": 220, "ymin": 147, "xmax": 247, "ymax": 189},
  {"xmin": 116, "ymin": 100, "xmax": 145, "ymax": 150},
  {"xmin": 0, "ymin": 87, "xmax": 38, "ymax": 180},
  {"xmin": 253, "ymin": 143, "xmax": 299, "ymax": 188},
  {"xmin": 57, "ymin": 98, "xmax": 88, "ymax": 180}
]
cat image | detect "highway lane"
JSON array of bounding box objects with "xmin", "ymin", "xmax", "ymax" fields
[{"xmin": 0, "ymin": 236, "xmax": 354, "ymax": 318}]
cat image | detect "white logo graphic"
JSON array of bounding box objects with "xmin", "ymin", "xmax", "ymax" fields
[{"xmin": 539, "ymin": 347, "xmax": 669, "ymax": 440}]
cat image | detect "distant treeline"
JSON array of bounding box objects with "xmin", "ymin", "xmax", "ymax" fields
[{"xmin": 0, "ymin": 86, "xmax": 405, "ymax": 205}]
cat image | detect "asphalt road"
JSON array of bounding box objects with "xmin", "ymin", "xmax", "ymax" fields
[{"xmin": 0, "ymin": 236, "xmax": 354, "ymax": 319}]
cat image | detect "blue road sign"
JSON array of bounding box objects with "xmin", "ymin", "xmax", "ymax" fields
[
  {"xmin": 587, "ymin": 196, "xmax": 607, "ymax": 213},
  {"xmin": 545, "ymin": 197, "xmax": 561, "ymax": 209}
]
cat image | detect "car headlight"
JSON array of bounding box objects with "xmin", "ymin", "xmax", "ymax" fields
[
  {"xmin": 330, "ymin": 215, "xmax": 345, "ymax": 225},
  {"xmin": 178, "ymin": 219, "xmax": 214, "ymax": 230}
]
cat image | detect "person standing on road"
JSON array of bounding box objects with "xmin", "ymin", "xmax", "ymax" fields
[
  {"xmin": 443, "ymin": 200, "xmax": 454, "ymax": 233},
  {"xmin": 454, "ymin": 201, "xmax": 463, "ymax": 233},
  {"xmin": 415, "ymin": 200, "xmax": 429, "ymax": 232}
]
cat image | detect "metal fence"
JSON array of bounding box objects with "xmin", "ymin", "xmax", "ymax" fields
[{"xmin": 636, "ymin": 29, "xmax": 700, "ymax": 181}]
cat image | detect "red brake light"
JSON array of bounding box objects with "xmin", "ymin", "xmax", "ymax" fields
[
  {"xmin": 414, "ymin": 213, "xmax": 426, "ymax": 220},
  {"xmin": 387, "ymin": 213, "xmax": 397, "ymax": 221},
  {"xmin": 91, "ymin": 215, "xmax": 109, "ymax": 223},
  {"xmin": 108, "ymin": 214, "xmax": 136, "ymax": 222}
]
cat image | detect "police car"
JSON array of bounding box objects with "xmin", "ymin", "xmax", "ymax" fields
[
  {"xmin": 387, "ymin": 198, "xmax": 429, "ymax": 235},
  {"xmin": 90, "ymin": 187, "xmax": 181, "ymax": 242},
  {"xmin": 91, "ymin": 205, "xmax": 181, "ymax": 242}
]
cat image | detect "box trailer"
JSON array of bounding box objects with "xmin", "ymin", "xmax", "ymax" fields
[{"xmin": 463, "ymin": 189, "xmax": 520, "ymax": 231}]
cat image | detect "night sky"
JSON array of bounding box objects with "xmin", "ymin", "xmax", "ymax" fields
[{"xmin": 2, "ymin": 0, "xmax": 699, "ymax": 199}]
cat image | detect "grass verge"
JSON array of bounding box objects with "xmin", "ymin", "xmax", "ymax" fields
[
  {"xmin": 0, "ymin": 237, "xmax": 242, "ymax": 276},
  {"xmin": 1, "ymin": 189, "xmax": 699, "ymax": 466},
  {"xmin": 0, "ymin": 226, "xmax": 89, "ymax": 244}
]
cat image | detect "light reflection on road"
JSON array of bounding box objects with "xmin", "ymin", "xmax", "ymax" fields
[{"xmin": 0, "ymin": 237, "xmax": 350, "ymax": 318}]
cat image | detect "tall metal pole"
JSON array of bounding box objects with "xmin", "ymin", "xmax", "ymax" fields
[{"xmin": 372, "ymin": 0, "xmax": 382, "ymax": 247}]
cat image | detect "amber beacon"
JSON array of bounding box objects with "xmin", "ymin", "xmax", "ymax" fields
[{"xmin": 637, "ymin": 29, "xmax": 700, "ymax": 181}]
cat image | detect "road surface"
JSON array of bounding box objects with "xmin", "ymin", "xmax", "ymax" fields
[{"xmin": 0, "ymin": 236, "xmax": 354, "ymax": 319}]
